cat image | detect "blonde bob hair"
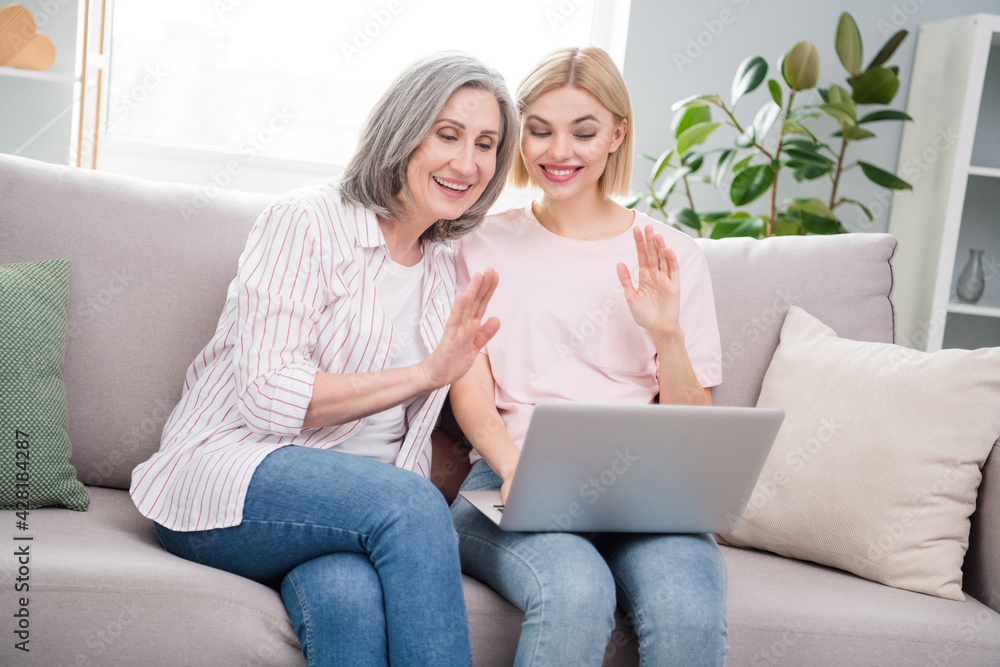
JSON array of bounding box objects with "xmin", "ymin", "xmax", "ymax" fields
[
  {"xmin": 339, "ymin": 52, "xmax": 517, "ymax": 242},
  {"xmin": 509, "ymin": 46, "xmax": 633, "ymax": 197}
]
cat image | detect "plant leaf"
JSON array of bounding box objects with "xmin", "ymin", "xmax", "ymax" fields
[
  {"xmin": 811, "ymin": 213, "xmax": 845, "ymax": 234},
  {"xmin": 681, "ymin": 151, "xmax": 705, "ymax": 172},
  {"xmin": 768, "ymin": 79, "xmax": 783, "ymax": 107},
  {"xmin": 783, "ymin": 138, "xmax": 823, "ymax": 152},
  {"xmin": 839, "ymin": 197, "xmax": 874, "ymax": 220},
  {"xmin": 784, "ymin": 147, "xmax": 834, "ymax": 168},
  {"xmin": 733, "ymin": 154, "xmax": 755, "ymax": 173},
  {"xmin": 656, "ymin": 166, "xmax": 692, "ymax": 201},
  {"xmin": 800, "ymin": 211, "xmax": 844, "ymax": 234},
  {"xmin": 836, "ymin": 13, "xmax": 864, "ymax": 77},
  {"xmin": 840, "ymin": 125, "xmax": 876, "ymax": 141},
  {"xmin": 781, "ymin": 41, "xmax": 820, "ymax": 91},
  {"xmin": 650, "ymin": 148, "xmax": 675, "ymax": 185},
  {"xmin": 730, "ymin": 165, "xmax": 775, "ymax": 206},
  {"xmin": 623, "ymin": 193, "xmax": 643, "ymax": 209},
  {"xmin": 677, "ymin": 122, "xmax": 722, "ymax": 155},
  {"xmin": 782, "ymin": 119, "xmax": 815, "ymax": 139},
  {"xmin": 858, "ymin": 161, "xmax": 912, "ymax": 190},
  {"xmin": 753, "ymin": 102, "xmax": 782, "ymax": 143},
  {"xmin": 828, "ymin": 84, "xmax": 853, "ymax": 108},
  {"xmin": 820, "ymin": 103, "xmax": 856, "ymax": 126},
  {"xmin": 858, "ymin": 109, "xmax": 913, "ymax": 123},
  {"xmin": 791, "ymin": 164, "xmax": 833, "ymax": 181},
  {"xmin": 672, "ymin": 106, "xmax": 712, "ymax": 139},
  {"xmin": 789, "ymin": 197, "xmax": 836, "ymax": 219},
  {"xmin": 670, "ymin": 94, "xmax": 723, "ymax": 112},
  {"xmin": 852, "ymin": 67, "xmax": 900, "ymax": 104},
  {"xmin": 711, "ymin": 149, "xmax": 736, "ymax": 189},
  {"xmin": 700, "ymin": 210, "xmax": 732, "ymax": 223},
  {"xmin": 710, "ymin": 215, "xmax": 765, "ymax": 239},
  {"xmin": 735, "ymin": 125, "xmax": 756, "ymax": 148},
  {"xmin": 673, "ymin": 207, "xmax": 701, "ymax": 230},
  {"xmin": 774, "ymin": 212, "xmax": 803, "ymax": 236},
  {"xmin": 868, "ymin": 30, "xmax": 908, "ymax": 70},
  {"xmin": 732, "ymin": 56, "xmax": 769, "ymax": 106}
]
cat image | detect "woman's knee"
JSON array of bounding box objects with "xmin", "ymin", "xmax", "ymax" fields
[
  {"xmin": 525, "ymin": 537, "xmax": 618, "ymax": 623},
  {"xmin": 282, "ymin": 553, "xmax": 385, "ymax": 629}
]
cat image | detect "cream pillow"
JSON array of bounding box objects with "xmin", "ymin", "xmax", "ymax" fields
[{"xmin": 718, "ymin": 306, "xmax": 1000, "ymax": 600}]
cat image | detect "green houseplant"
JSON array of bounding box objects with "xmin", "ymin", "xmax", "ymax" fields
[{"xmin": 629, "ymin": 12, "xmax": 913, "ymax": 238}]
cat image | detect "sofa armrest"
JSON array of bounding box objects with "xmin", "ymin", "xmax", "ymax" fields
[{"xmin": 965, "ymin": 440, "xmax": 1000, "ymax": 611}]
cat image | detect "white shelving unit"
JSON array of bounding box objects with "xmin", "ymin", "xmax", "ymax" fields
[
  {"xmin": 888, "ymin": 14, "xmax": 1000, "ymax": 352},
  {"xmin": 0, "ymin": 1, "xmax": 85, "ymax": 165}
]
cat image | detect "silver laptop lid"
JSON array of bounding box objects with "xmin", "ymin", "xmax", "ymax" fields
[{"xmin": 498, "ymin": 403, "xmax": 784, "ymax": 533}]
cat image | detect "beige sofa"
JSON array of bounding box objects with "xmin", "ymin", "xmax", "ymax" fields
[{"xmin": 2, "ymin": 152, "xmax": 1000, "ymax": 665}]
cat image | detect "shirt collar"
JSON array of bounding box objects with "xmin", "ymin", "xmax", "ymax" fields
[{"xmin": 357, "ymin": 207, "xmax": 385, "ymax": 249}]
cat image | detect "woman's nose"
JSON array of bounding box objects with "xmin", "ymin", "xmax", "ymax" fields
[
  {"xmin": 452, "ymin": 143, "xmax": 476, "ymax": 174},
  {"xmin": 551, "ymin": 133, "xmax": 573, "ymax": 159}
]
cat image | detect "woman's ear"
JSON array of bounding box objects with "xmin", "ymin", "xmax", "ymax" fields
[{"xmin": 609, "ymin": 118, "xmax": 628, "ymax": 154}]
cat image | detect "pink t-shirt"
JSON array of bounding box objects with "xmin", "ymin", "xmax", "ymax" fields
[{"xmin": 454, "ymin": 204, "xmax": 722, "ymax": 457}]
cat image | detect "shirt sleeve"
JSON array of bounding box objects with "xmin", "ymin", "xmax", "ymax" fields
[
  {"xmin": 233, "ymin": 202, "xmax": 332, "ymax": 435},
  {"xmin": 676, "ymin": 242, "xmax": 723, "ymax": 388}
]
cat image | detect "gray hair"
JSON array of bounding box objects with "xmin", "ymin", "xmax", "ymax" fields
[{"xmin": 338, "ymin": 52, "xmax": 517, "ymax": 242}]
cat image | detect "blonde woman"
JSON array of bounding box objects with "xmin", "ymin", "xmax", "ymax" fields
[{"xmin": 449, "ymin": 47, "xmax": 727, "ymax": 666}]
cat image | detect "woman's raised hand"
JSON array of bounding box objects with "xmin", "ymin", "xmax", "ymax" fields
[
  {"xmin": 616, "ymin": 225, "xmax": 681, "ymax": 338},
  {"xmin": 420, "ymin": 268, "xmax": 501, "ymax": 390}
]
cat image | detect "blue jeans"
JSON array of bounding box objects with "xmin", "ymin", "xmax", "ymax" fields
[
  {"xmin": 155, "ymin": 445, "xmax": 472, "ymax": 667},
  {"xmin": 451, "ymin": 459, "xmax": 728, "ymax": 667}
]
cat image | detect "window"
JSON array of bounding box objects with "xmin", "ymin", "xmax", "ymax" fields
[{"xmin": 101, "ymin": 0, "xmax": 631, "ymax": 188}]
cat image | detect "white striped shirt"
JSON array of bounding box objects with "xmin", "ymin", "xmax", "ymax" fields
[{"xmin": 130, "ymin": 185, "xmax": 455, "ymax": 531}]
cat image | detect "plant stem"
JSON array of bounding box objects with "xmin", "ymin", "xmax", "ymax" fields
[
  {"xmin": 828, "ymin": 136, "xmax": 849, "ymax": 213},
  {"xmin": 679, "ymin": 175, "xmax": 702, "ymax": 237},
  {"xmin": 648, "ymin": 185, "xmax": 682, "ymax": 232},
  {"xmin": 767, "ymin": 90, "xmax": 795, "ymax": 237},
  {"xmin": 716, "ymin": 102, "xmax": 774, "ymax": 160}
]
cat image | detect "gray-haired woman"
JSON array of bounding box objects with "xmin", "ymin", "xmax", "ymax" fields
[{"xmin": 130, "ymin": 52, "xmax": 516, "ymax": 667}]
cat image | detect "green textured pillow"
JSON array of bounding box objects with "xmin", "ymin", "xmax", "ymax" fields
[{"xmin": 0, "ymin": 259, "xmax": 89, "ymax": 511}]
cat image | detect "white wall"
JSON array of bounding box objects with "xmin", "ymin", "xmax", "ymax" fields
[{"xmin": 622, "ymin": 0, "xmax": 1000, "ymax": 233}]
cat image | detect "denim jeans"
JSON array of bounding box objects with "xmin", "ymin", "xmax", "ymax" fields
[
  {"xmin": 451, "ymin": 459, "xmax": 728, "ymax": 667},
  {"xmin": 155, "ymin": 445, "xmax": 472, "ymax": 667}
]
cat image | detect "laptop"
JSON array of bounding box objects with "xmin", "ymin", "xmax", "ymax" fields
[{"xmin": 459, "ymin": 402, "xmax": 784, "ymax": 533}]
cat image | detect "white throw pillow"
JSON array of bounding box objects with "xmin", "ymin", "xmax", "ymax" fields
[{"xmin": 718, "ymin": 306, "xmax": 1000, "ymax": 600}]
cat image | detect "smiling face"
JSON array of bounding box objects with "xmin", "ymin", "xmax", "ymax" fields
[
  {"xmin": 402, "ymin": 86, "xmax": 502, "ymax": 226},
  {"xmin": 519, "ymin": 86, "xmax": 627, "ymax": 201}
]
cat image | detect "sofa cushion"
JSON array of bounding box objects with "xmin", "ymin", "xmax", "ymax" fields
[
  {"xmin": 0, "ymin": 486, "xmax": 305, "ymax": 665},
  {"xmin": 719, "ymin": 307, "xmax": 1000, "ymax": 600},
  {"xmin": 697, "ymin": 233, "xmax": 896, "ymax": 408},
  {"xmin": 723, "ymin": 545, "xmax": 1000, "ymax": 665},
  {"xmin": 0, "ymin": 258, "xmax": 89, "ymax": 510},
  {"xmin": 0, "ymin": 153, "xmax": 275, "ymax": 490},
  {"xmin": 0, "ymin": 486, "xmax": 640, "ymax": 665}
]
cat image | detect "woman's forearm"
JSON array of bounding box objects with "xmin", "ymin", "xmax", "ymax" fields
[
  {"xmin": 653, "ymin": 330, "xmax": 713, "ymax": 406},
  {"xmin": 449, "ymin": 355, "xmax": 520, "ymax": 481},
  {"xmin": 302, "ymin": 365, "xmax": 437, "ymax": 430}
]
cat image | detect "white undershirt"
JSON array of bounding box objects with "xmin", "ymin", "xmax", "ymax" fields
[{"xmin": 334, "ymin": 257, "xmax": 428, "ymax": 462}]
